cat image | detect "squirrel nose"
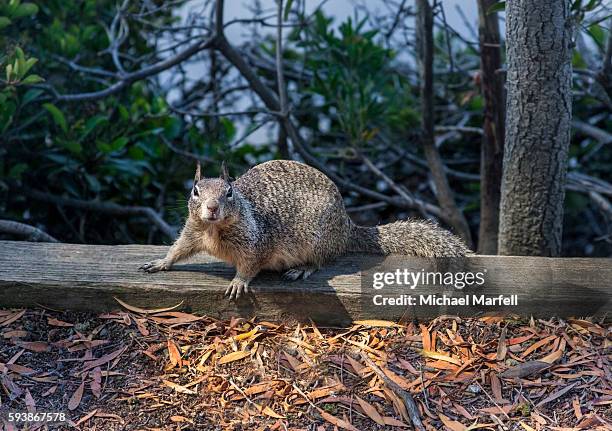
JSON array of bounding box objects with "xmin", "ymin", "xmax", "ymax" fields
[{"xmin": 207, "ymin": 204, "xmax": 218, "ymax": 213}]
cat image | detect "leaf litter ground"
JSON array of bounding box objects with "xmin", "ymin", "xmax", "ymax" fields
[{"xmin": 0, "ymin": 304, "xmax": 610, "ymax": 430}]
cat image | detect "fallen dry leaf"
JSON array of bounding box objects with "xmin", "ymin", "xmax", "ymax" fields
[
  {"xmin": 47, "ymin": 317, "xmax": 73, "ymax": 327},
  {"xmin": 167, "ymin": 339, "xmax": 182, "ymax": 368},
  {"xmin": 539, "ymin": 348, "xmax": 563, "ymax": 364},
  {"xmin": 163, "ymin": 379, "xmax": 197, "ymax": 395},
  {"xmin": 0, "ymin": 310, "xmax": 25, "ymax": 327},
  {"xmin": 15, "ymin": 341, "xmax": 50, "ymax": 352},
  {"xmin": 24, "ymin": 389, "xmax": 36, "ymax": 412},
  {"xmin": 81, "ymin": 346, "xmax": 127, "ymax": 373},
  {"xmin": 420, "ymin": 349, "xmax": 462, "ymax": 366},
  {"xmin": 318, "ymin": 409, "xmax": 359, "ymax": 431},
  {"xmin": 170, "ymin": 415, "xmax": 194, "ymax": 424},
  {"xmin": 68, "ymin": 381, "xmax": 85, "ymax": 411},
  {"xmin": 113, "ymin": 297, "xmax": 184, "ymax": 315},
  {"xmin": 218, "ymin": 350, "xmax": 251, "ymax": 365},
  {"xmin": 75, "ymin": 409, "xmax": 98, "ymax": 426},
  {"xmin": 536, "ymin": 381, "xmax": 578, "ymax": 407},
  {"xmin": 354, "ymin": 320, "xmax": 403, "ymax": 328},
  {"xmin": 262, "ymin": 406, "xmax": 286, "ymax": 419},
  {"xmin": 356, "ymin": 396, "xmax": 385, "ymax": 425},
  {"xmin": 500, "ymin": 361, "xmax": 549, "ymax": 379},
  {"xmin": 439, "ymin": 413, "xmax": 465, "ymax": 431}
]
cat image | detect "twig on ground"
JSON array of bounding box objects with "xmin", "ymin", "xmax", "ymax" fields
[{"xmin": 359, "ymin": 351, "xmax": 426, "ymax": 431}]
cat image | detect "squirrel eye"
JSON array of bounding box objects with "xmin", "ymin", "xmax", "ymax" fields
[
  {"xmin": 192, "ymin": 186, "xmax": 199, "ymax": 197},
  {"xmin": 226, "ymin": 187, "xmax": 233, "ymax": 198}
]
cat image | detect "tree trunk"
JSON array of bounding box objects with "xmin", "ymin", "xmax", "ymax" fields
[
  {"xmin": 415, "ymin": 0, "xmax": 473, "ymax": 248},
  {"xmin": 498, "ymin": 0, "xmax": 573, "ymax": 256},
  {"xmin": 476, "ymin": 0, "xmax": 505, "ymax": 255}
]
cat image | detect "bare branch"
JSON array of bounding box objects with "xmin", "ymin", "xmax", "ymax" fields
[
  {"xmin": 275, "ymin": 0, "xmax": 289, "ymax": 117},
  {"xmin": 476, "ymin": 0, "xmax": 505, "ymax": 254},
  {"xmin": 566, "ymin": 172, "xmax": 612, "ymax": 197},
  {"xmin": 588, "ymin": 191, "xmax": 612, "ymax": 219},
  {"xmin": 55, "ymin": 36, "xmax": 216, "ymax": 102},
  {"xmin": 434, "ymin": 125, "xmax": 483, "ymax": 135},
  {"xmin": 346, "ymin": 202, "xmax": 388, "ymax": 213},
  {"xmin": 0, "ymin": 220, "xmax": 59, "ymax": 243},
  {"xmin": 168, "ymin": 106, "xmax": 272, "ymax": 117},
  {"xmin": 572, "ymin": 120, "xmax": 612, "ymax": 145},
  {"xmin": 360, "ymin": 154, "xmax": 441, "ymax": 219},
  {"xmin": 159, "ymin": 135, "xmax": 215, "ymax": 164},
  {"xmin": 22, "ymin": 188, "xmax": 177, "ymax": 239},
  {"xmin": 416, "ymin": 0, "xmax": 473, "ymax": 246}
]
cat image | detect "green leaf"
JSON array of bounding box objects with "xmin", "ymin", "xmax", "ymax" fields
[
  {"xmin": 487, "ymin": 1, "xmax": 505, "ymax": 13},
  {"xmin": 12, "ymin": 58, "xmax": 19, "ymax": 78},
  {"xmin": 8, "ymin": 163, "xmax": 27, "ymax": 179},
  {"xmin": 42, "ymin": 103, "xmax": 68, "ymax": 133},
  {"xmin": 59, "ymin": 139, "xmax": 82, "ymax": 154},
  {"xmin": 0, "ymin": 17, "xmax": 11, "ymax": 29},
  {"xmin": 283, "ymin": 0, "xmax": 293, "ymax": 21},
  {"xmin": 96, "ymin": 141, "xmax": 112, "ymax": 154},
  {"xmin": 587, "ymin": 24, "xmax": 606, "ymax": 48},
  {"xmin": 12, "ymin": 2, "xmax": 38, "ymax": 17},
  {"xmin": 5, "ymin": 63, "xmax": 13, "ymax": 81},
  {"xmin": 21, "ymin": 88, "xmax": 43, "ymax": 105},
  {"xmin": 79, "ymin": 115, "xmax": 108, "ymax": 142},
  {"xmin": 22, "ymin": 57, "xmax": 37, "ymax": 76},
  {"xmin": 128, "ymin": 146, "xmax": 145, "ymax": 160},
  {"xmin": 20, "ymin": 74, "xmax": 44, "ymax": 85},
  {"xmin": 118, "ymin": 105, "xmax": 129, "ymax": 121},
  {"xmin": 110, "ymin": 137, "xmax": 129, "ymax": 152},
  {"xmin": 220, "ymin": 117, "xmax": 236, "ymax": 141},
  {"xmin": 15, "ymin": 47, "xmax": 25, "ymax": 77},
  {"xmin": 84, "ymin": 173, "xmax": 100, "ymax": 193}
]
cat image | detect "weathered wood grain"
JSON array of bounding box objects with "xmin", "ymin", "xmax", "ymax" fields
[{"xmin": 0, "ymin": 241, "xmax": 609, "ymax": 324}]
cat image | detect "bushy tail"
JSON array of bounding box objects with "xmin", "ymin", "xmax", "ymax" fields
[{"xmin": 348, "ymin": 220, "xmax": 469, "ymax": 257}]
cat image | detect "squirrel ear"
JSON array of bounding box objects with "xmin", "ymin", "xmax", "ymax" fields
[
  {"xmin": 220, "ymin": 160, "xmax": 231, "ymax": 182},
  {"xmin": 194, "ymin": 161, "xmax": 201, "ymax": 185}
]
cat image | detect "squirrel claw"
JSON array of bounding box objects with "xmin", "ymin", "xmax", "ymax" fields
[
  {"xmin": 139, "ymin": 259, "xmax": 168, "ymax": 273},
  {"xmin": 225, "ymin": 277, "xmax": 250, "ymax": 301},
  {"xmin": 283, "ymin": 267, "xmax": 316, "ymax": 281}
]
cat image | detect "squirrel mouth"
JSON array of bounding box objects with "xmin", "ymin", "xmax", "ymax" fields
[{"xmin": 204, "ymin": 216, "xmax": 220, "ymax": 223}]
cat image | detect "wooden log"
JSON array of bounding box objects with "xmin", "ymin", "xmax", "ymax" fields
[{"xmin": 0, "ymin": 241, "xmax": 609, "ymax": 325}]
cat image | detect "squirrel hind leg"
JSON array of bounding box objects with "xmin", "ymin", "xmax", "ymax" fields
[{"xmin": 283, "ymin": 265, "xmax": 317, "ymax": 281}]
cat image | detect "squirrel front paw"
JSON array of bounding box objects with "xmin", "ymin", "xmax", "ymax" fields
[
  {"xmin": 225, "ymin": 276, "xmax": 250, "ymax": 300},
  {"xmin": 139, "ymin": 259, "xmax": 169, "ymax": 273}
]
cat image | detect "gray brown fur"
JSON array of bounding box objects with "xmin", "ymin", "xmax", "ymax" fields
[{"xmin": 140, "ymin": 160, "xmax": 469, "ymax": 299}]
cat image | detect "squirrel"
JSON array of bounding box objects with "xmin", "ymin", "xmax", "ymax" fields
[{"xmin": 140, "ymin": 160, "xmax": 469, "ymax": 299}]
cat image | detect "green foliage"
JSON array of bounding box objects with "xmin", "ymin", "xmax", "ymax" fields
[
  {"xmin": 294, "ymin": 12, "xmax": 413, "ymax": 147},
  {"xmin": 487, "ymin": 2, "xmax": 505, "ymax": 14},
  {"xmin": 0, "ymin": 0, "xmax": 246, "ymax": 243}
]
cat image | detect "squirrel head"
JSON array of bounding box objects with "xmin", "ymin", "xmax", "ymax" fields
[{"xmin": 188, "ymin": 161, "xmax": 240, "ymax": 225}]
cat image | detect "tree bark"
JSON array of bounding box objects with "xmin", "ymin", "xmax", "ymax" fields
[
  {"xmin": 498, "ymin": 0, "xmax": 573, "ymax": 256},
  {"xmin": 476, "ymin": 0, "xmax": 505, "ymax": 255},
  {"xmin": 415, "ymin": 0, "xmax": 473, "ymax": 248}
]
